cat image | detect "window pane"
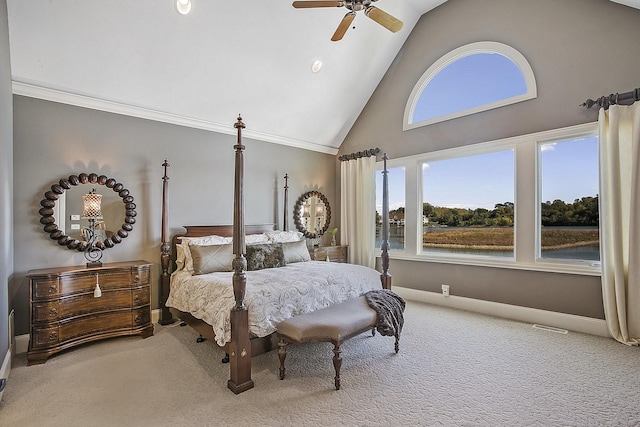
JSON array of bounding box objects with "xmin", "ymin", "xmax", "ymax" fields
[
  {"xmin": 539, "ymin": 137, "xmax": 599, "ymax": 261},
  {"xmin": 376, "ymin": 166, "xmax": 405, "ymax": 250},
  {"xmin": 421, "ymin": 150, "xmax": 515, "ymax": 258},
  {"xmin": 413, "ymin": 53, "xmax": 527, "ymax": 123}
]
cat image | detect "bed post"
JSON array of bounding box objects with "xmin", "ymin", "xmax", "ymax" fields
[
  {"xmin": 228, "ymin": 115, "xmax": 254, "ymax": 394},
  {"xmin": 283, "ymin": 173, "xmax": 289, "ymax": 231},
  {"xmin": 380, "ymin": 153, "xmax": 392, "ymax": 290},
  {"xmin": 159, "ymin": 159, "xmax": 176, "ymax": 325}
]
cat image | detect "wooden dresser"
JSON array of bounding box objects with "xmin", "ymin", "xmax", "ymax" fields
[
  {"xmin": 27, "ymin": 260, "xmax": 153, "ymax": 365},
  {"xmin": 308, "ymin": 245, "xmax": 348, "ymax": 263}
]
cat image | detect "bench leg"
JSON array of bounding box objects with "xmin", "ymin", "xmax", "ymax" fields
[
  {"xmin": 395, "ymin": 335, "xmax": 400, "ymax": 353},
  {"xmin": 278, "ymin": 339, "xmax": 287, "ymax": 380},
  {"xmin": 332, "ymin": 343, "xmax": 342, "ymax": 390}
]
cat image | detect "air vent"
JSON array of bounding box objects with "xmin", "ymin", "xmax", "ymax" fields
[{"xmin": 533, "ymin": 324, "xmax": 568, "ymax": 334}]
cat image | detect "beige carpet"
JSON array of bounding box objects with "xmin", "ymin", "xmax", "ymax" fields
[{"xmin": 2, "ymin": 301, "xmax": 640, "ymax": 426}]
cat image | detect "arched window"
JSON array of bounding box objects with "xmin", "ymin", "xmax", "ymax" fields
[{"xmin": 404, "ymin": 42, "xmax": 537, "ymax": 130}]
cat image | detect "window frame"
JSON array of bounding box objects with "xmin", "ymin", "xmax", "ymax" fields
[
  {"xmin": 403, "ymin": 41, "xmax": 537, "ymax": 130},
  {"xmin": 377, "ymin": 123, "xmax": 601, "ymax": 276}
]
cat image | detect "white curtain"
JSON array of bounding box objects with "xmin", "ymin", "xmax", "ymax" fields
[
  {"xmin": 598, "ymin": 103, "xmax": 640, "ymax": 345},
  {"xmin": 340, "ymin": 156, "xmax": 376, "ymax": 268}
]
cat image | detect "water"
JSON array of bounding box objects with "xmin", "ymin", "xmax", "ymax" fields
[{"xmin": 376, "ymin": 225, "xmax": 600, "ymax": 261}]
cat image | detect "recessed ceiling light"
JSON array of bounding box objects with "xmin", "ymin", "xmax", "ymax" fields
[
  {"xmin": 176, "ymin": 0, "xmax": 192, "ymax": 15},
  {"xmin": 311, "ymin": 60, "xmax": 323, "ymax": 73}
]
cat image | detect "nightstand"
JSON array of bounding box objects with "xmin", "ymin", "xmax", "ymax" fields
[
  {"xmin": 308, "ymin": 245, "xmax": 348, "ymax": 263},
  {"xmin": 27, "ymin": 260, "xmax": 153, "ymax": 365}
]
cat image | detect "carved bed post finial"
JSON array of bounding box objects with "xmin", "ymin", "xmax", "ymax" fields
[
  {"xmin": 159, "ymin": 159, "xmax": 175, "ymax": 325},
  {"xmin": 284, "ymin": 173, "xmax": 289, "ymax": 231},
  {"xmin": 380, "ymin": 153, "xmax": 392, "ymax": 290},
  {"xmin": 229, "ymin": 115, "xmax": 254, "ymax": 394}
]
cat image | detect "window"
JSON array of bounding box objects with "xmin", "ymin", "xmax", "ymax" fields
[
  {"xmin": 404, "ymin": 42, "xmax": 537, "ymax": 130},
  {"xmin": 422, "ymin": 150, "xmax": 515, "ymax": 258},
  {"xmin": 538, "ymin": 137, "xmax": 599, "ymax": 262},
  {"xmin": 377, "ymin": 123, "xmax": 600, "ymax": 275},
  {"xmin": 376, "ymin": 166, "xmax": 405, "ymax": 250}
]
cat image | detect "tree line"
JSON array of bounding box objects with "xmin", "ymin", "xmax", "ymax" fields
[{"xmin": 379, "ymin": 196, "xmax": 599, "ymax": 228}]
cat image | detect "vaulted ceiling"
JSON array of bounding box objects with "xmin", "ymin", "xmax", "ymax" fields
[{"xmin": 6, "ymin": 1, "xmax": 640, "ymax": 154}]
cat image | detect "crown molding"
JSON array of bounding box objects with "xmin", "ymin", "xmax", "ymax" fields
[{"xmin": 12, "ymin": 81, "xmax": 338, "ymax": 155}]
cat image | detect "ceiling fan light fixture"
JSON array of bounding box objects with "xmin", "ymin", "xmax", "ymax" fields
[
  {"xmin": 311, "ymin": 60, "xmax": 323, "ymax": 73},
  {"xmin": 176, "ymin": 0, "xmax": 192, "ymax": 15}
]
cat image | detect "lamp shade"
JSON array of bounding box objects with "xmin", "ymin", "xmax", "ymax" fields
[{"xmin": 82, "ymin": 190, "xmax": 103, "ymax": 219}]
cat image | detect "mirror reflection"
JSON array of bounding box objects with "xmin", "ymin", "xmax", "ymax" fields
[
  {"xmin": 60, "ymin": 187, "xmax": 124, "ymax": 242},
  {"xmin": 293, "ymin": 191, "xmax": 331, "ymax": 239},
  {"xmin": 39, "ymin": 173, "xmax": 136, "ymax": 252}
]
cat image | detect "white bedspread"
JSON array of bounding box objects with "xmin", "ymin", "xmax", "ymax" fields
[{"xmin": 166, "ymin": 261, "xmax": 382, "ymax": 346}]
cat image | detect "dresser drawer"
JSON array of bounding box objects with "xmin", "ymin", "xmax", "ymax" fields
[
  {"xmin": 132, "ymin": 286, "xmax": 150, "ymax": 308},
  {"xmin": 32, "ymin": 289, "xmax": 134, "ymax": 323},
  {"xmin": 30, "ymin": 307, "xmax": 152, "ymax": 350}
]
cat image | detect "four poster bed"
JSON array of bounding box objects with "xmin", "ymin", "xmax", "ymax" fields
[{"xmin": 159, "ymin": 116, "xmax": 392, "ymax": 394}]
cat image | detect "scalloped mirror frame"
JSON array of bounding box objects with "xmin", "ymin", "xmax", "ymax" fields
[
  {"xmin": 293, "ymin": 190, "xmax": 331, "ymax": 239},
  {"xmin": 38, "ymin": 172, "xmax": 137, "ymax": 251}
]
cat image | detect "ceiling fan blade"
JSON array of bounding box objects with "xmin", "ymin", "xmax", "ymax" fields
[
  {"xmin": 364, "ymin": 6, "xmax": 403, "ymax": 33},
  {"xmin": 331, "ymin": 12, "xmax": 356, "ymax": 42},
  {"xmin": 292, "ymin": 1, "xmax": 343, "ymax": 8}
]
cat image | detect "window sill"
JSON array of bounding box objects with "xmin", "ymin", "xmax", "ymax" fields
[{"xmin": 379, "ymin": 252, "xmax": 602, "ymax": 277}]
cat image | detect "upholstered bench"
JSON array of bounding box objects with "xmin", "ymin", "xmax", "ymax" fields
[{"xmin": 276, "ymin": 295, "xmax": 397, "ymax": 390}]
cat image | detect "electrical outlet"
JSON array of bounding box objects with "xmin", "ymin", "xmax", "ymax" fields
[
  {"xmin": 441, "ymin": 284, "xmax": 450, "ymax": 297},
  {"xmin": 70, "ymin": 214, "xmax": 80, "ymax": 221},
  {"xmin": 71, "ymin": 223, "xmax": 80, "ymax": 230}
]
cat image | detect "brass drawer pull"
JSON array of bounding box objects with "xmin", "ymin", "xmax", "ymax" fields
[
  {"xmin": 48, "ymin": 285, "xmax": 57, "ymax": 294},
  {"xmin": 49, "ymin": 308, "xmax": 58, "ymax": 317},
  {"xmin": 134, "ymin": 315, "xmax": 141, "ymax": 324},
  {"xmin": 133, "ymin": 275, "xmax": 140, "ymax": 283},
  {"xmin": 134, "ymin": 295, "xmax": 140, "ymax": 303},
  {"xmin": 49, "ymin": 332, "xmax": 57, "ymax": 341}
]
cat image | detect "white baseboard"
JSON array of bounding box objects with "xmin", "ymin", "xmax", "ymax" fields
[
  {"xmin": 0, "ymin": 347, "xmax": 11, "ymax": 403},
  {"xmin": 15, "ymin": 309, "xmax": 163, "ymax": 355},
  {"xmin": 393, "ymin": 286, "xmax": 610, "ymax": 338}
]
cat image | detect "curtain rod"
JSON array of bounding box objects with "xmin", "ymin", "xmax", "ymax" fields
[
  {"xmin": 581, "ymin": 87, "xmax": 640, "ymax": 110},
  {"xmin": 338, "ymin": 148, "xmax": 381, "ymax": 162}
]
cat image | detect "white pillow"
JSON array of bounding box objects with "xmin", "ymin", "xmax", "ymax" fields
[
  {"xmin": 266, "ymin": 230, "xmax": 304, "ymax": 243},
  {"xmin": 245, "ymin": 233, "xmax": 270, "ymax": 245},
  {"xmin": 179, "ymin": 235, "xmax": 232, "ymax": 246},
  {"xmin": 282, "ymin": 240, "xmax": 311, "ymax": 264}
]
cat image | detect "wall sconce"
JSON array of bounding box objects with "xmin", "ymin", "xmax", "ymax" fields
[
  {"xmin": 81, "ymin": 189, "xmax": 104, "ymax": 267},
  {"xmin": 176, "ymin": 0, "xmax": 192, "ymax": 15},
  {"xmin": 315, "ymin": 202, "xmax": 325, "ymax": 218}
]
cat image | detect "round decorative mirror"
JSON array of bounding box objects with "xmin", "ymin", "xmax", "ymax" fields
[
  {"xmin": 293, "ymin": 191, "xmax": 331, "ymax": 239},
  {"xmin": 38, "ymin": 173, "xmax": 137, "ymax": 252}
]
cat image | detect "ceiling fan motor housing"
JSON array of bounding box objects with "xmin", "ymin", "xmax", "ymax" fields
[{"xmin": 346, "ymin": 1, "xmax": 376, "ymax": 12}]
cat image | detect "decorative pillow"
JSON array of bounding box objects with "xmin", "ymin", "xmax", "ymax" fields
[
  {"xmin": 266, "ymin": 230, "xmax": 304, "ymax": 243},
  {"xmin": 190, "ymin": 243, "xmax": 234, "ymax": 275},
  {"xmin": 282, "ymin": 240, "xmax": 311, "ymax": 264},
  {"xmin": 245, "ymin": 243, "xmax": 285, "ymax": 271},
  {"xmin": 245, "ymin": 233, "xmax": 270, "ymax": 245},
  {"xmin": 176, "ymin": 235, "xmax": 233, "ymax": 273}
]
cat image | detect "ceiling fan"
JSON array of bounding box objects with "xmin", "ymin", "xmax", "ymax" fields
[{"xmin": 292, "ymin": 0, "xmax": 403, "ymax": 42}]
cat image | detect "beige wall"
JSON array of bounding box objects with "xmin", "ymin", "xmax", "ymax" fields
[
  {"xmin": 1, "ymin": 0, "xmax": 13, "ymax": 362},
  {"xmin": 11, "ymin": 96, "xmax": 337, "ymax": 334},
  {"xmin": 340, "ymin": 0, "xmax": 640, "ymax": 318}
]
